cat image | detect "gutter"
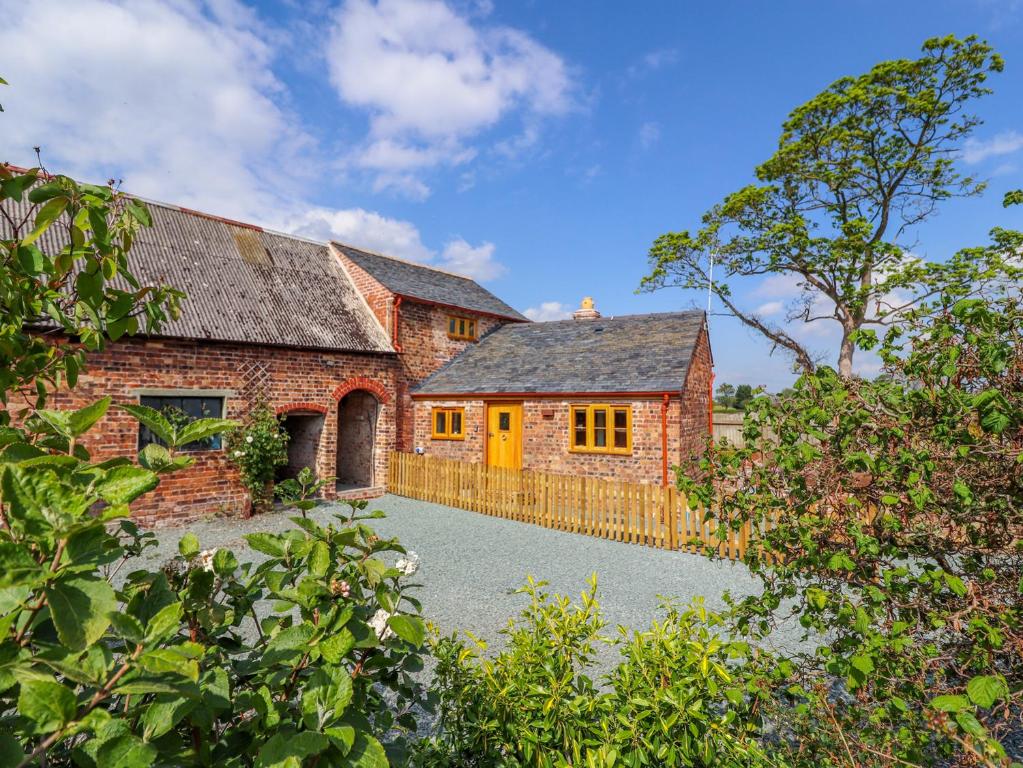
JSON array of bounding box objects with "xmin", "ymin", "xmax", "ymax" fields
[{"xmin": 410, "ymin": 390, "xmax": 681, "ymax": 401}]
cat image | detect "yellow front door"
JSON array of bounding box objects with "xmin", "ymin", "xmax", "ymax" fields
[{"xmin": 486, "ymin": 403, "xmax": 522, "ymax": 469}]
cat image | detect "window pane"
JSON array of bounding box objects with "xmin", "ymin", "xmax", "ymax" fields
[
  {"xmin": 613, "ymin": 408, "xmax": 628, "ymax": 449},
  {"xmin": 614, "ymin": 429, "xmax": 628, "ymax": 449},
  {"xmin": 451, "ymin": 411, "xmax": 462, "ymax": 435},
  {"xmin": 138, "ymin": 395, "xmax": 224, "ymax": 451},
  {"xmin": 468, "ymin": 321, "xmax": 475, "ymax": 338},
  {"xmin": 435, "ymin": 411, "xmax": 447, "ymax": 434},
  {"xmin": 614, "ymin": 409, "xmax": 628, "ymax": 429},
  {"xmin": 458, "ymin": 319, "xmax": 466, "ymax": 336},
  {"xmin": 572, "ymin": 408, "xmax": 587, "ymax": 447},
  {"xmin": 498, "ymin": 412, "xmax": 510, "ymax": 431},
  {"xmin": 449, "ymin": 317, "xmax": 456, "ymax": 333},
  {"xmin": 593, "ymin": 408, "xmax": 607, "ymax": 448}
]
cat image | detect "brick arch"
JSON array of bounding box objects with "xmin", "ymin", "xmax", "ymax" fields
[
  {"xmin": 275, "ymin": 402, "xmax": 328, "ymax": 416},
  {"xmin": 331, "ymin": 376, "xmax": 390, "ymax": 405}
]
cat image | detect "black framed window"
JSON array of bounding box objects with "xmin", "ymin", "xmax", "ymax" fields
[{"xmin": 138, "ymin": 395, "xmax": 226, "ymax": 451}]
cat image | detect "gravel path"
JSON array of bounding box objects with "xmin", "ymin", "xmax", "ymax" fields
[{"xmin": 142, "ymin": 495, "xmax": 803, "ymax": 672}]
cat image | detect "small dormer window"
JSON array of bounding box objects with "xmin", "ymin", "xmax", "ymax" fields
[{"xmin": 447, "ymin": 315, "xmax": 477, "ymax": 341}]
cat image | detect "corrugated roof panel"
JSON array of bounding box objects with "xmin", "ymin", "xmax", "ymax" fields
[{"xmin": 1, "ymin": 193, "xmax": 394, "ymax": 354}]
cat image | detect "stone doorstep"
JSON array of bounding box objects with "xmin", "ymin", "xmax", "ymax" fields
[{"xmin": 334, "ymin": 485, "xmax": 386, "ymax": 501}]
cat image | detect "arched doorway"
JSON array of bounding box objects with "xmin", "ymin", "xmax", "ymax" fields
[
  {"xmin": 276, "ymin": 405, "xmax": 326, "ymax": 482},
  {"xmin": 336, "ymin": 390, "xmax": 379, "ymax": 490}
]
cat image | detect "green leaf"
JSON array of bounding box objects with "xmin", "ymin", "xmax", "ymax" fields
[
  {"xmin": 141, "ymin": 695, "xmax": 195, "ymax": 741},
  {"xmin": 931, "ymin": 694, "xmax": 969, "ymax": 713},
  {"xmin": 18, "ymin": 679, "xmax": 76, "ymax": 732},
  {"xmin": 256, "ymin": 731, "xmax": 328, "ymax": 768},
  {"xmin": 966, "ymin": 675, "xmax": 1008, "ymax": 708},
  {"xmin": 144, "ymin": 601, "xmax": 183, "ymax": 644},
  {"xmin": 245, "ymin": 533, "xmax": 286, "ymax": 558},
  {"xmin": 175, "ymin": 418, "xmax": 235, "ymax": 448},
  {"xmin": 118, "ymin": 404, "xmax": 174, "ymax": 446},
  {"xmin": 95, "ymin": 731, "xmax": 157, "ymax": 768},
  {"xmin": 45, "ymin": 576, "xmax": 117, "ymax": 651},
  {"xmin": 0, "ymin": 732, "xmax": 25, "ymax": 768},
  {"xmin": 309, "ymin": 541, "xmax": 330, "ymax": 577},
  {"xmin": 23, "ymin": 197, "xmax": 68, "ymax": 246},
  {"xmin": 108, "ymin": 613, "xmax": 145, "ymax": 644},
  {"xmin": 387, "ymin": 615, "xmax": 426, "ymax": 648},
  {"xmin": 95, "ymin": 465, "xmax": 158, "ymax": 505},
  {"xmin": 345, "ymin": 733, "xmax": 388, "ymax": 768},
  {"xmin": 138, "ymin": 649, "xmax": 199, "ymax": 682},
  {"xmin": 68, "ymin": 398, "xmax": 111, "ymax": 437},
  {"xmin": 137, "ymin": 443, "xmax": 190, "ymax": 474},
  {"xmin": 178, "ymin": 533, "xmax": 200, "ymax": 559},
  {"xmin": 0, "ymin": 542, "xmax": 41, "ymax": 588}
]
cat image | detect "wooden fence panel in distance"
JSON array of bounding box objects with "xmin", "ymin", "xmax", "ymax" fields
[{"xmin": 387, "ymin": 452, "xmax": 752, "ymax": 561}]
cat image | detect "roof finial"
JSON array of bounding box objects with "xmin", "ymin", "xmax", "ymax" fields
[{"xmin": 572, "ymin": 296, "xmax": 601, "ymax": 320}]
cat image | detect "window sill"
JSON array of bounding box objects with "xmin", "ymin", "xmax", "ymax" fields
[
  {"xmin": 431, "ymin": 435, "xmax": 466, "ymax": 441},
  {"xmin": 568, "ymin": 447, "xmax": 632, "ymax": 456}
]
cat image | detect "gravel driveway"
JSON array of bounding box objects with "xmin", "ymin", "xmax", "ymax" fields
[{"xmin": 143, "ymin": 494, "xmax": 771, "ymax": 652}]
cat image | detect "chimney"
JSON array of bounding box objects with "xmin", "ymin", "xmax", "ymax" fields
[{"xmin": 572, "ymin": 296, "xmax": 601, "ymax": 321}]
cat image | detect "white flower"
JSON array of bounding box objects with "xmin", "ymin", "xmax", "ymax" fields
[
  {"xmin": 233, "ymin": 450, "xmax": 242, "ymax": 457},
  {"xmin": 246, "ymin": 435, "xmax": 254, "ymax": 444},
  {"xmin": 369, "ymin": 609, "xmax": 394, "ymax": 641},
  {"xmin": 395, "ymin": 551, "xmax": 420, "ymax": 577},
  {"xmin": 196, "ymin": 548, "xmax": 218, "ymax": 572}
]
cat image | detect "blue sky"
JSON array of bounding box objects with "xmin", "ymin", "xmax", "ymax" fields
[{"xmin": 1, "ymin": 0, "xmax": 1021, "ymax": 391}]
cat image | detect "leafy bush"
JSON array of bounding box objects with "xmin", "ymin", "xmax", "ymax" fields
[
  {"xmin": 276, "ymin": 467, "xmax": 335, "ymax": 519},
  {"xmin": 225, "ymin": 403, "xmax": 289, "ymax": 515},
  {"xmin": 0, "ymin": 164, "xmax": 181, "ymax": 407},
  {"xmin": 414, "ymin": 576, "xmax": 772, "ymax": 767},
  {"xmin": 0, "ymin": 397, "xmax": 429, "ymax": 767},
  {"xmin": 683, "ymin": 281, "xmax": 1023, "ymax": 765}
]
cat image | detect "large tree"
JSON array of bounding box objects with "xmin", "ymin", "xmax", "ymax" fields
[{"xmin": 641, "ymin": 35, "xmax": 1009, "ymax": 378}]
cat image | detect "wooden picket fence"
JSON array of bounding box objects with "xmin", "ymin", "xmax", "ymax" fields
[{"xmin": 387, "ymin": 452, "xmax": 758, "ymax": 561}]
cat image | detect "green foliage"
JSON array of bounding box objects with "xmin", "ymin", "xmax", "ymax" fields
[
  {"xmin": 0, "ymin": 163, "xmax": 182, "ymax": 410},
  {"xmin": 0, "ymin": 399, "xmax": 428, "ymax": 766},
  {"xmin": 680, "ymin": 284, "xmax": 1023, "ymax": 766},
  {"xmin": 276, "ymin": 467, "xmax": 334, "ymax": 519},
  {"xmin": 414, "ymin": 576, "xmax": 773, "ymax": 767},
  {"xmin": 225, "ymin": 403, "xmax": 289, "ymax": 514},
  {"xmin": 640, "ymin": 36, "xmax": 1009, "ymax": 377}
]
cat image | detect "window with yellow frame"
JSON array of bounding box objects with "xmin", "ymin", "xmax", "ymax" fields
[
  {"xmin": 431, "ymin": 407, "xmax": 465, "ymax": 440},
  {"xmin": 446, "ymin": 315, "xmax": 477, "ymax": 341},
  {"xmin": 569, "ymin": 404, "xmax": 631, "ymax": 454}
]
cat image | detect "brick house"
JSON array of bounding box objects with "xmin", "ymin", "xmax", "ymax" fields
[
  {"xmin": 5, "ymin": 192, "xmax": 712, "ymax": 525},
  {"xmin": 410, "ymin": 302, "xmax": 712, "ymax": 486}
]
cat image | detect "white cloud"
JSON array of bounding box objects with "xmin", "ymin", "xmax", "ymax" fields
[
  {"xmin": 755, "ymin": 300, "xmax": 784, "ymax": 316},
  {"xmin": 638, "ymin": 121, "xmax": 661, "ymax": 149},
  {"xmin": 0, "ymin": 0, "xmax": 512, "ymax": 283},
  {"xmin": 438, "ymin": 238, "xmax": 505, "ymax": 281},
  {"xmin": 0, "ymin": 0, "xmax": 309, "ymax": 221},
  {"xmin": 625, "ymin": 47, "xmax": 678, "ymax": 79},
  {"xmin": 326, "ymin": 0, "xmax": 573, "ymax": 189},
  {"xmin": 290, "ymin": 206, "xmax": 434, "ymax": 261},
  {"xmin": 289, "ymin": 210, "xmax": 507, "ymax": 282},
  {"xmin": 524, "ymin": 301, "xmax": 572, "ymax": 321},
  {"xmin": 963, "ymin": 130, "xmax": 1023, "ymax": 164}
]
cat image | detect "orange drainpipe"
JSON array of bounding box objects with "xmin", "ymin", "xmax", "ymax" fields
[
  {"xmin": 392, "ymin": 296, "xmax": 403, "ymax": 352},
  {"xmin": 661, "ymin": 393, "xmax": 670, "ymax": 487}
]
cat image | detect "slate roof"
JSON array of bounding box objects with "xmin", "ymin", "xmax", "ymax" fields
[
  {"xmin": 414, "ymin": 311, "xmax": 707, "ymax": 395},
  {"xmin": 334, "ymin": 243, "xmax": 527, "ymax": 321},
  {"xmin": 4, "ymin": 196, "xmax": 394, "ymax": 354}
]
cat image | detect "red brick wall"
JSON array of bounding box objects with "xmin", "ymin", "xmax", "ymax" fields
[
  {"xmin": 394, "ymin": 302, "xmax": 509, "ymax": 452},
  {"xmin": 335, "ymin": 250, "xmax": 394, "ymax": 334},
  {"xmin": 678, "ymin": 323, "xmax": 713, "ymax": 465},
  {"xmin": 413, "ymin": 397, "xmax": 682, "ymax": 485},
  {"xmin": 45, "ymin": 337, "xmax": 398, "ymax": 526}
]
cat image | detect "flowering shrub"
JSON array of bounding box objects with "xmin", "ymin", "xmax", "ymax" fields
[
  {"xmin": 225, "ymin": 402, "xmax": 289, "ymax": 514},
  {"xmin": 0, "ymin": 397, "xmax": 430, "ymax": 767}
]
